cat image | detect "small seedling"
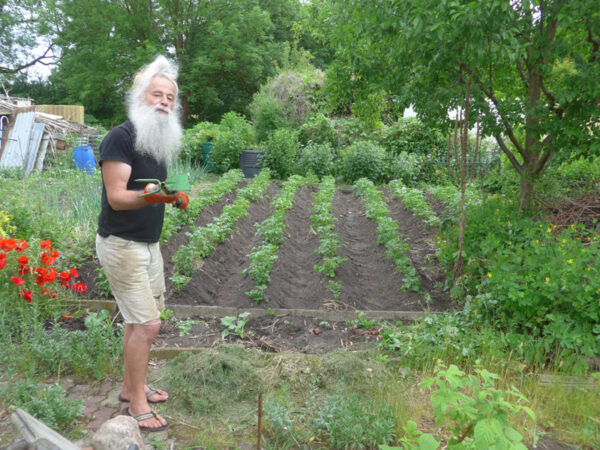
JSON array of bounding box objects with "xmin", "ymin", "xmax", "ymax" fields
[
  {"xmin": 221, "ymin": 312, "xmax": 251, "ymax": 339},
  {"xmin": 176, "ymin": 319, "xmax": 200, "ymax": 336},
  {"xmin": 160, "ymin": 309, "xmax": 174, "ymax": 321},
  {"xmin": 319, "ymin": 321, "xmax": 331, "ymax": 329},
  {"xmin": 351, "ymin": 311, "xmax": 377, "ymax": 329}
]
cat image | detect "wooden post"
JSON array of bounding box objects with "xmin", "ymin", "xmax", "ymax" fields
[{"xmin": 257, "ymin": 392, "xmax": 263, "ymax": 450}]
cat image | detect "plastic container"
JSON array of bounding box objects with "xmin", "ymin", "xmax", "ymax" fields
[
  {"xmin": 240, "ymin": 149, "xmax": 264, "ymax": 178},
  {"xmin": 73, "ymin": 145, "xmax": 96, "ymax": 173},
  {"xmin": 202, "ymin": 141, "xmax": 214, "ymax": 172}
]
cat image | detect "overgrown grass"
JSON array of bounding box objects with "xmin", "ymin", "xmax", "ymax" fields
[{"xmin": 151, "ymin": 345, "xmax": 599, "ymax": 449}]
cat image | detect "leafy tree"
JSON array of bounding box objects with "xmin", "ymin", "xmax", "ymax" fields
[
  {"xmin": 46, "ymin": 0, "xmax": 303, "ymax": 125},
  {"xmin": 316, "ymin": 0, "xmax": 600, "ymax": 208},
  {"xmin": 0, "ymin": 0, "xmax": 54, "ymax": 78}
]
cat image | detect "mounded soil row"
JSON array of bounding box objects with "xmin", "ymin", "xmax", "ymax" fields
[{"xmin": 161, "ymin": 180, "xmax": 452, "ymax": 312}]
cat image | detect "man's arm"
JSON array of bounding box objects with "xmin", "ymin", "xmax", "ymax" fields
[{"xmin": 102, "ymin": 160, "xmax": 148, "ymax": 211}]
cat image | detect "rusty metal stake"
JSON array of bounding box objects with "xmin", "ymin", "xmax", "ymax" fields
[{"xmin": 257, "ymin": 392, "xmax": 263, "ymax": 450}]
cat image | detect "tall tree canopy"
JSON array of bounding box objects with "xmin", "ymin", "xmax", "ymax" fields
[
  {"xmin": 0, "ymin": 0, "xmax": 54, "ymax": 77},
  {"xmin": 46, "ymin": 0, "xmax": 308, "ymax": 125},
  {"xmin": 315, "ymin": 0, "xmax": 600, "ymax": 207}
]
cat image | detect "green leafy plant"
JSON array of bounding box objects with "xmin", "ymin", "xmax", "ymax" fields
[
  {"xmin": 389, "ymin": 180, "xmax": 441, "ymax": 227},
  {"xmin": 176, "ymin": 319, "xmax": 200, "ymax": 337},
  {"xmin": 295, "ymin": 142, "xmax": 336, "ymax": 178},
  {"xmin": 312, "ymin": 391, "xmax": 396, "ymax": 448},
  {"xmin": 341, "ymin": 140, "xmax": 387, "ymax": 184},
  {"xmin": 384, "ymin": 364, "xmax": 536, "ymax": 449},
  {"xmin": 0, "ymin": 378, "xmax": 84, "ymax": 430},
  {"xmin": 262, "ymin": 128, "xmax": 299, "ymax": 179},
  {"xmin": 221, "ymin": 312, "xmax": 251, "ymax": 339}
]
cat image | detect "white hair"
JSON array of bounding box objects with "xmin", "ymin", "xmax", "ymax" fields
[{"xmin": 127, "ymin": 55, "xmax": 183, "ymax": 166}]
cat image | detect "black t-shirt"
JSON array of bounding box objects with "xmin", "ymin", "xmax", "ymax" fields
[{"xmin": 97, "ymin": 121, "xmax": 167, "ymax": 242}]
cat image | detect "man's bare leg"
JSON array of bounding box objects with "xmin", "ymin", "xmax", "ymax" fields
[
  {"xmin": 122, "ymin": 320, "xmax": 166, "ymax": 429},
  {"xmin": 120, "ymin": 324, "xmax": 169, "ymax": 403}
]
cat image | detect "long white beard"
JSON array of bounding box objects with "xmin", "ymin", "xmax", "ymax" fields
[{"xmin": 128, "ymin": 101, "xmax": 183, "ymax": 166}]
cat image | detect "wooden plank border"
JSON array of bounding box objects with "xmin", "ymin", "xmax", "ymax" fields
[{"xmin": 73, "ymin": 299, "xmax": 438, "ymax": 322}]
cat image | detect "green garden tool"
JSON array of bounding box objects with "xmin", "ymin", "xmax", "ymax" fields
[{"xmin": 136, "ymin": 174, "xmax": 191, "ymax": 197}]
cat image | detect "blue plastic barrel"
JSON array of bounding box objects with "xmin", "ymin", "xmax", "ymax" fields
[{"xmin": 73, "ymin": 145, "xmax": 96, "ymax": 173}]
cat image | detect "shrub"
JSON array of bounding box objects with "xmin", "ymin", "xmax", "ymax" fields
[
  {"xmin": 341, "ymin": 140, "xmax": 387, "ymax": 184},
  {"xmin": 438, "ymin": 196, "xmax": 600, "ymax": 363},
  {"xmin": 298, "ymin": 113, "xmax": 337, "ymax": 148},
  {"xmin": 1, "ymin": 379, "xmax": 83, "ymax": 429},
  {"xmin": 249, "ymin": 92, "xmax": 291, "ymax": 143},
  {"xmin": 180, "ymin": 121, "xmax": 221, "ymax": 163},
  {"xmin": 295, "ymin": 142, "xmax": 336, "ymax": 178},
  {"xmin": 311, "ymin": 391, "xmax": 396, "ymax": 448},
  {"xmin": 210, "ymin": 112, "xmax": 254, "ymax": 173},
  {"xmin": 380, "ymin": 117, "xmax": 446, "ymax": 156},
  {"xmin": 386, "ymin": 151, "xmax": 422, "ymax": 186},
  {"xmin": 262, "ymin": 128, "xmax": 299, "ymax": 179}
]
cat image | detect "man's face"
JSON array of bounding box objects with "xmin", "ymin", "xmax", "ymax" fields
[{"xmin": 144, "ymin": 76, "xmax": 176, "ymax": 113}]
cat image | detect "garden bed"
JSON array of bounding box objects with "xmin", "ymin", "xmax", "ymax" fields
[{"xmin": 77, "ymin": 178, "xmax": 455, "ymax": 351}]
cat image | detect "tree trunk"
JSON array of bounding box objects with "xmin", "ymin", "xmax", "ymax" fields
[{"xmin": 453, "ymin": 74, "xmax": 473, "ymax": 285}]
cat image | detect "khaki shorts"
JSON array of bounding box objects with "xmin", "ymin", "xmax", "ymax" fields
[{"xmin": 96, "ymin": 234, "xmax": 165, "ymax": 324}]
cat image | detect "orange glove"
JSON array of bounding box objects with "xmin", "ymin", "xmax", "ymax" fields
[{"xmin": 143, "ymin": 184, "xmax": 189, "ymax": 210}]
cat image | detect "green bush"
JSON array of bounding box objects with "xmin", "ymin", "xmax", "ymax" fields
[
  {"xmin": 298, "ymin": 113, "xmax": 337, "ymax": 147},
  {"xmin": 341, "ymin": 140, "xmax": 387, "ymax": 184},
  {"xmin": 1, "ymin": 379, "xmax": 83, "ymax": 429},
  {"xmin": 210, "ymin": 112, "xmax": 254, "ymax": 174},
  {"xmin": 329, "ymin": 117, "xmax": 374, "ymax": 147},
  {"xmin": 381, "ymin": 117, "xmax": 446, "ymax": 156},
  {"xmin": 387, "ymin": 151, "xmax": 422, "ymax": 186},
  {"xmin": 249, "ymin": 92, "xmax": 291, "ymax": 143},
  {"xmin": 180, "ymin": 121, "xmax": 221, "ymax": 163},
  {"xmin": 295, "ymin": 142, "xmax": 336, "ymax": 178},
  {"xmin": 262, "ymin": 128, "xmax": 299, "ymax": 179},
  {"xmin": 311, "ymin": 391, "xmax": 396, "ymax": 448},
  {"xmin": 438, "ymin": 196, "xmax": 600, "ymax": 363}
]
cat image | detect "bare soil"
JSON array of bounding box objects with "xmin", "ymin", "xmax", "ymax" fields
[{"xmin": 79, "ymin": 180, "xmax": 456, "ymax": 353}]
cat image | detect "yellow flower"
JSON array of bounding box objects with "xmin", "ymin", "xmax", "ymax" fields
[
  {"xmin": 487, "ymin": 273, "xmax": 492, "ymax": 278},
  {"xmin": 482, "ymin": 341, "xmax": 486, "ymax": 345},
  {"xmin": 535, "ymin": 240, "xmax": 539, "ymax": 244},
  {"xmin": 567, "ymin": 259, "xmax": 573, "ymax": 264},
  {"xmin": 545, "ymin": 277, "xmax": 550, "ymax": 282},
  {"xmin": 562, "ymin": 239, "xmax": 567, "ymax": 243},
  {"xmin": 547, "ymin": 228, "xmax": 552, "ymax": 233}
]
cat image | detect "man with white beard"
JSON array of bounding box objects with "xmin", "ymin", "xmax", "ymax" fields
[{"xmin": 95, "ymin": 55, "xmax": 188, "ymax": 432}]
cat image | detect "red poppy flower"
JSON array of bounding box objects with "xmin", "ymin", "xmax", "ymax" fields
[
  {"xmin": 40, "ymin": 250, "xmax": 60, "ymax": 265},
  {"xmin": 60, "ymin": 314, "xmax": 72, "ymax": 321},
  {"xmin": 59, "ymin": 271, "xmax": 71, "ymax": 287},
  {"xmin": 0, "ymin": 252, "xmax": 6, "ymax": 259},
  {"xmin": 40, "ymin": 240, "xmax": 52, "ymax": 249},
  {"xmin": 17, "ymin": 255, "xmax": 28, "ymax": 266},
  {"xmin": 43, "ymin": 267, "xmax": 57, "ymax": 283},
  {"xmin": 0, "ymin": 260, "xmax": 6, "ymax": 270},
  {"xmin": 41, "ymin": 287, "xmax": 53, "ymax": 296},
  {"xmin": 69, "ymin": 268, "xmax": 79, "ymax": 278},
  {"xmin": 72, "ymin": 282, "xmax": 88, "ymax": 294},
  {"xmin": 15, "ymin": 239, "xmax": 28, "ymax": 252},
  {"xmin": 10, "ymin": 276, "xmax": 25, "ymax": 286},
  {"xmin": 0, "ymin": 238, "xmax": 17, "ymax": 252},
  {"xmin": 19, "ymin": 289, "xmax": 33, "ymax": 302},
  {"xmin": 18, "ymin": 265, "xmax": 30, "ymax": 275}
]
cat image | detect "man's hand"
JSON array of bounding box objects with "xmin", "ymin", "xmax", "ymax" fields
[{"xmin": 143, "ymin": 184, "xmax": 189, "ymax": 209}]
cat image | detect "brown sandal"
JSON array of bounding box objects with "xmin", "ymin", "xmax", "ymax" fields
[{"xmin": 127, "ymin": 408, "xmax": 168, "ymax": 432}]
